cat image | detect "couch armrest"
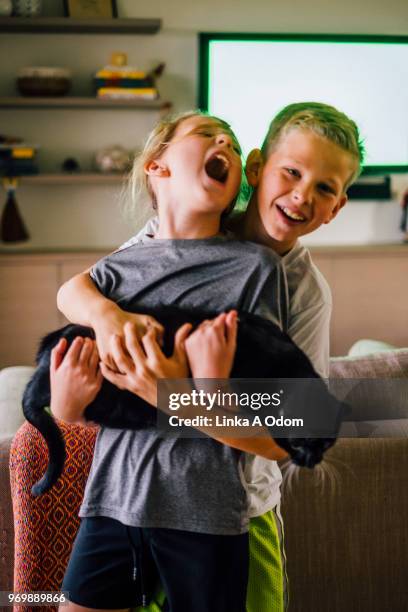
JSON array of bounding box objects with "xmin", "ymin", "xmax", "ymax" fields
[
  {"xmin": 280, "ymin": 437, "xmax": 408, "ymax": 612},
  {"xmin": 10, "ymin": 420, "xmax": 98, "ymax": 602},
  {"xmin": 0, "ymin": 436, "xmax": 14, "ymax": 592}
]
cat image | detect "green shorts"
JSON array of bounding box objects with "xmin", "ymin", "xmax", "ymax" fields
[{"xmin": 246, "ymin": 504, "xmax": 288, "ymax": 612}]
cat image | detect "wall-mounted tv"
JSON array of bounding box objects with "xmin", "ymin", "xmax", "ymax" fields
[{"xmin": 199, "ymin": 34, "xmax": 408, "ymax": 174}]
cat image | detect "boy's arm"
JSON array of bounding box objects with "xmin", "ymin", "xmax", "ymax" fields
[
  {"xmin": 180, "ymin": 313, "xmax": 289, "ymax": 461},
  {"xmin": 288, "ymin": 300, "xmax": 331, "ymax": 379},
  {"xmin": 50, "ymin": 336, "xmax": 103, "ymax": 425},
  {"xmin": 98, "ymin": 313, "xmax": 288, "ymax": 461},
  {"xmin": 212, "ymin": 434, "xmax": 288, "ymax": 461}
]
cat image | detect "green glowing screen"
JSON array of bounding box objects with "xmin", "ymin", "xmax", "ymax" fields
[{"xmin": 199, "ymin": 34, "xmax": 408, "ymax": 172}]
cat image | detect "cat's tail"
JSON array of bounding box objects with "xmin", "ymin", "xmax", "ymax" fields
[{"xmin": 22, "ymin": 378, "xmax": 66, "ymax": 497}]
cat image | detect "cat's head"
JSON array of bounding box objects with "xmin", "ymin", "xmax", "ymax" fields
[{"xmin": 276, "ymin": 436, "xmax": 337, "ymax": 468}]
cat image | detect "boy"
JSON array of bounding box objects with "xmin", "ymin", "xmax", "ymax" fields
[{"xmin": 57, "ymin": 102, "xmax": 365, "ymax": 611}]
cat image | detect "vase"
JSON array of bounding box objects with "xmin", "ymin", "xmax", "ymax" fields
[
  {"xmin": 12, "ymin": 0, "xmax": 42, "ymax": 17},
  {"xmin": 0, "ymin": 0, "xmax": 12, "ymax": 16}
]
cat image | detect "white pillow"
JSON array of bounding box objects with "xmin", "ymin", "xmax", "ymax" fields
[
  {"xmin": 348, "ymin": 338, "xmax": 398, "ymax": 357},
  {"xmin": 0, "ymin": 366, "xmax": 35, "ymax": 437}
]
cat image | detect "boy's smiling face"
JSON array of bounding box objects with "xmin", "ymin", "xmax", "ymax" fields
[{"xmin": 248, "ymin": 128, "xmax": 354, "ymax": 253}]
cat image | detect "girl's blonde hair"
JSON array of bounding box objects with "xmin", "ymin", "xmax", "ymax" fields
[
  {"xmin": 122, "ymin": 110, "xmax": 245, "ymax": 222},
  {"xmin": 261, "ymin": 102, "xmax": 365, "ymax": 189}
]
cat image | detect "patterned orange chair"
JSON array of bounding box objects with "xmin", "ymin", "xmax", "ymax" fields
[{"xmin": 9, "ymin": 420, "xmax": 98, "ymax": 612}]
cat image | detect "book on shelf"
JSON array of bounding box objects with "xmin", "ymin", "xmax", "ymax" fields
[
  {"xmin": 0, "ymin": 143, "xmax": 39, "ymax": 176},
  {"xmin": 0, "ymin": 144, "xmax": 39, "ymax": 159},
  {"xmin": 94, "ymin": 77, "xmax": 154, "ymax": 89},
  {"xmin": 93, "ymin": 53, "xmax": 162, "ymax": 101},
  {"xmin": 96, "ymin": 87, "xmax": 159, "ymax": 100},
  {"xmin": 95, "ymin": 67, "xmax": 151, "ymax": 79},
  {"xmin": 0, "ymin": 160, "xmax": 39, "ymax": 176}
]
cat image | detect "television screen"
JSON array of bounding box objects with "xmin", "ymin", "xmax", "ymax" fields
[{"xmin": 199, "ymin": 34, "xmax": 408, "ymax": 173}]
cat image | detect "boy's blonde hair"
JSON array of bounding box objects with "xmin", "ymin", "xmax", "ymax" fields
[
  {"xmin": 125, "ymin": 110, "xmax": 243, "ymax": 216},
  {"xmin": 261, "ymin": 102, "xmax": 365, "ymax": 189}
]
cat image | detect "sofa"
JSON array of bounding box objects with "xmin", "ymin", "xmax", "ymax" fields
[{"xmin": 1, "ymin": 346, "xmax": 408, "ymax": 612}]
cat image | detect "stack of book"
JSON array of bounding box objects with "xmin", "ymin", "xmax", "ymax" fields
[
  {"xmin": 0, "ymin": 143, "xmax": 39, "ymax": 176},
  {"xmin": 94, "ymin": 53, "xmax": 159, "ymax": 101}
]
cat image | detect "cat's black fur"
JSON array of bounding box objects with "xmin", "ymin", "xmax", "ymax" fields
[{"xmin": 23, "ymin": 308, "xmax": 346, "ymax": 496}]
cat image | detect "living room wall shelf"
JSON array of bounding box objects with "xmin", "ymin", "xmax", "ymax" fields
[
  {"xmin": 0, "ymin": 97, "xmax": 171, "ymax": 110},
  {"xmin": 0, "ymin": 17, "xmax": 161, "ymax": 35},
  {"xmin": 18, "ymin": 174, "xmax": 125, "ymax": 185}
]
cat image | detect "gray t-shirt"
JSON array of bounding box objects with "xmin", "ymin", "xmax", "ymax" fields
[
  {"xmin": 79, "ymin": 236, "xmax": 288, "ymax": 535},
  {"xmin": 117, "ymin": 219, "xmax": 332, "ymax": 518}
]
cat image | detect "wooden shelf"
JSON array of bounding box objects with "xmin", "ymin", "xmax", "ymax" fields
[
  {"xmin": 0, "ymin": 16, "xmax": 161, "ymax": 34},
  {"xmin": 0, "ymin": 96, "xmax": 171, "ymax": 110},
  {"xmin": 17, "ymin": 173, "xmax": 125, "ymax": 185}
]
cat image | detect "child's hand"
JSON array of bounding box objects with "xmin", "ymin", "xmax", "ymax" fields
[
  {"xmin": 92, "ymin": 304, "xmax": 164, "ymax": 371},
  {"xmin": 50, "ymin": 336, "xmax": 103, "ymax": 424},
  {"xmin": 185, "ymin": 311, "xmax": 238, "ymax": 378},
  {"xmin": 99, "ymin": 321, "xmax": 192, "ymax": 407}
]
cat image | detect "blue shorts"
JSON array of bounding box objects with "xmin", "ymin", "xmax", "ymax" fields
[{"xmin": 62, "ymin": 516, "xmax": 249, "ymax": 611}]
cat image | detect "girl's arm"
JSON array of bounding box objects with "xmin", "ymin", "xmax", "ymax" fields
[
  {"xmin": 57, "ymin": 270, "xmax": 164, "ymax": 370},
  {"xmin": 57, "ymin": 268, "xmax": 109, "ymax": 327},
  {"xmin": 50, "ymin": 336, "xmax": 103, "ymax": 425},
  {"xmin": 100, "ymin": 313, "xmax": 288, "ymax": 461}
]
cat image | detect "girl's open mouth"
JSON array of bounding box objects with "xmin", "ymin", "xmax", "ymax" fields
[
  {"xmin": 204, "ymin": 153, "xmax": 230, "ymax": 184},
  {"xmin": 276, "ymin": 204, "xmax": 306, "ymax": 223}
]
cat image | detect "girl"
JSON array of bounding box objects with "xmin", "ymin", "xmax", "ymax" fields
[
  {"xmin": 54, "ymin": 110, "xmax": 289, "ymax": 612},
  {"xmin": 58, "ymin": 102, "xmax": 363, "ymax": 612}
]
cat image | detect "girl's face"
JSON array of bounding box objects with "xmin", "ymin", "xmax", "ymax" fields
[{"xmin": 147, "ymin": 116, "xmax": 242, "ymax": 215}]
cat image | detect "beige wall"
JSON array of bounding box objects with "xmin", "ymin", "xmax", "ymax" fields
[{"xmin": 0, "ymin": 0, "xmax": 407, "ymax": 251}]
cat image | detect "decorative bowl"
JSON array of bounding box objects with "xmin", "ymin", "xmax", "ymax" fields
[
  {"xmin": 95, "ymin": 146, "xmax": 131, "ymax": 174},
  {"xmin": 17, "ymin": 67, "xmax": 72, "ymax": 97}
]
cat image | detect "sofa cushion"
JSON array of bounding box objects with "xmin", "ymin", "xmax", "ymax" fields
[
  {"xmin": 339, "ymin": 418, "xmax": 408, "ymax": 437},
  {"xmin": 329, "ymin": 349, "xmax": 408, "ymax": 423},
  {"xmin": 330, "ymin": 348, "xmax": 408, "ymax": 379},
  {"xmin": 280, "ymin": 437, "xmax": 408, "ymax": 612},
  {"xmin": 0, "ymin": 366, "xmax": 35, "ymax": 437}
]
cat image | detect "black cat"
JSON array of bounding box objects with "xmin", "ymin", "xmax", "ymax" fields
[{"xmin": 23, "ymin": 308, "xmax": 347, "ymax": 496}]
